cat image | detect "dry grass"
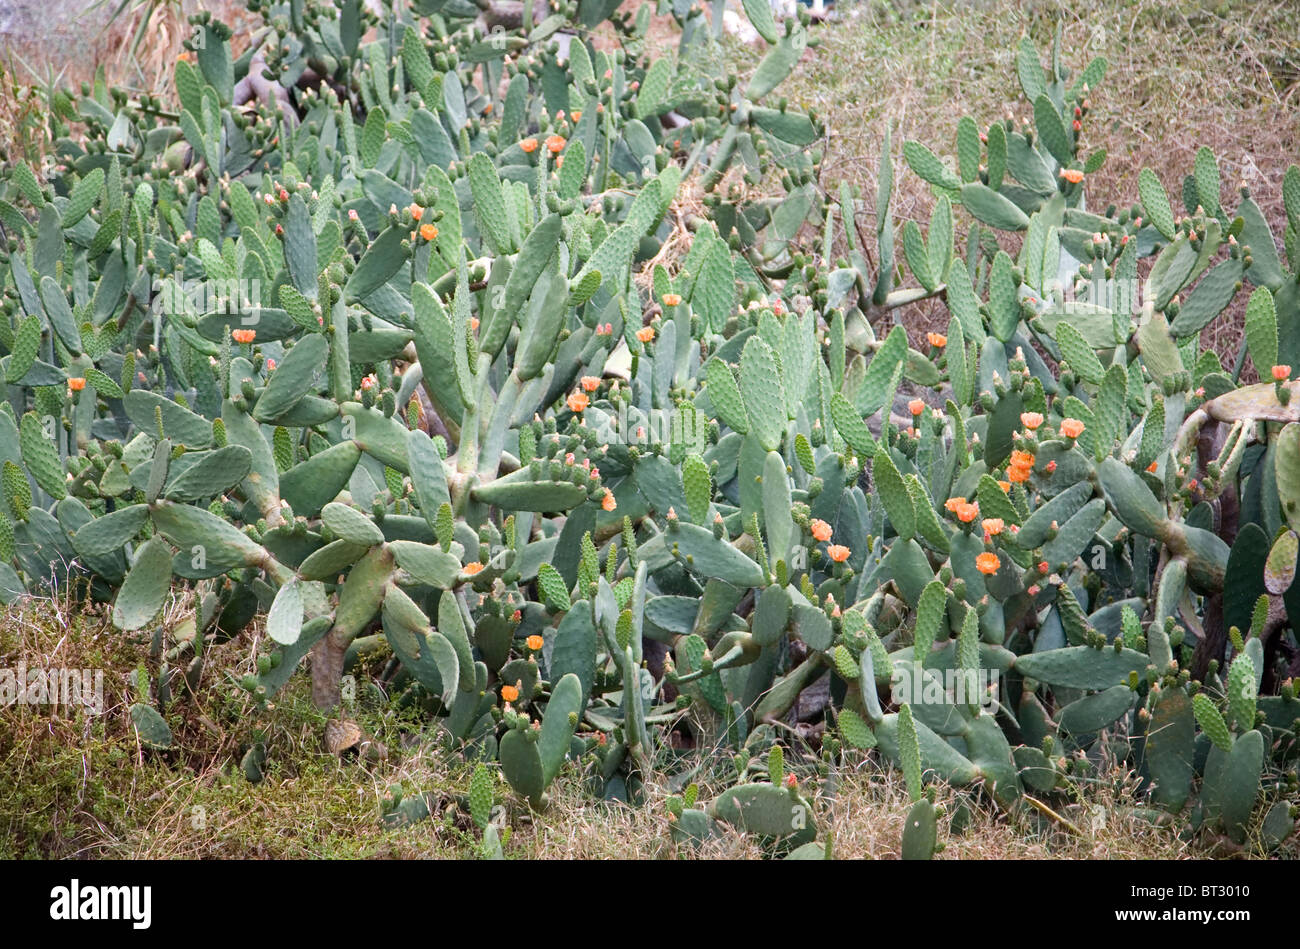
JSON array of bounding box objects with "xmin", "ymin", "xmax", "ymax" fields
[
  {"xmin": 718, "ymin": 0, "xmax": 1300, "ymax": 363},
  {"xmin": 3, "ymin": 595, "xmax": 1290, "ymax": 859},
  {"xmin": 0, "ymin": 0, "xmax": 255, "ymax": 165}
]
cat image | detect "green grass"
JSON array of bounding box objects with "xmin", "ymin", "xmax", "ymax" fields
[{"xmin": 3, "ymin": 597, "xmax": 1289, "ymax": 859}]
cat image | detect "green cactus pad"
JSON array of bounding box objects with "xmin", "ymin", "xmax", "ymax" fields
[
  {"xmin": 112, "ymin": 535, "xmax": 175, "ymax": 630},
  {"xmin": 1013, "ymin": 645, "xmax": 1149, "ymax": 690}
]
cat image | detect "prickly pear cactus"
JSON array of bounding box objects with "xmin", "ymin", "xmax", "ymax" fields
[{"xmin": 0, "ymin": 1, "xmax": 1296, "ymax": 855}]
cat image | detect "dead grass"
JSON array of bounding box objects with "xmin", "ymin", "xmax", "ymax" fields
[{"xmin": 719, "ymin": 0, "xmax": 1300, "ymax": 363}]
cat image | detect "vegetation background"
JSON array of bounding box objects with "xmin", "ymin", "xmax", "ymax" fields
[{"xmin": 1, "ymin": 0, "xmax": 1296, "ymax": 858}]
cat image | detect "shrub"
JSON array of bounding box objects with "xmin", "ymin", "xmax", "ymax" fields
[{"xmin": 0, "ymin": 2, "xmax": 1295, "ymax": 857}]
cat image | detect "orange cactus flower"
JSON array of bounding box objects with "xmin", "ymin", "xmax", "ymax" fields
[
  {"xmin": 1060, "ymin": 168, "xmax": 1085, "ymax": 184},
  {"xmin": 1007, "ymin": 464, "xmax": 1032, "ymax": 484},
  {"xmin": 231, "ymin": 328, "xmax": 256, "ymax": 344},
  {"xmin": 546, "ymin": 134, "xmax": 567, "ymax": 154},
  {"xmin": 520, "ymin": 138, "xmax": 539, "ymax": 153},
  {"xmin": 927, "ymin": 332, "xmax": 947, "ymax": 348},
  {"xmin": 997, "ymin": 480, "xmax": 1012, "ymax": 493},
  {"xmin": 566, "ymin": 391, "xmax": 589, "ymax": 413},
  {"xmin": 526, "ymin": 634, "xmax": 544, "ymax": 651},
  {"xmin": 570, "ymin": 110, "xmax": 582, "ymax": 123},
  {"xmin": 67, "ymin": 377, "xmax": 86, "ymax": 392},
  {"xmin": 975, "ymin": 552, "xmax": 1001, "ymax": 575},
  {"xmin": 581, "ymin": 375, "xmax": 601, "ymax": 392},
  {"xmin": 420, "ymin": 223, "xmax": 438, "ymax": 241},
  {"xmin": 663, "ymin": 293, "xmax": 682, "ymax": 307},
  {"xmin": 601, "ymin": 489, "xmax": 617, "ymax": 512},
  {"xmin": 982, "ymin": 518, "xmax": 1004, "ymax": 536},
  {"xmin": 408, "ymin": 204, "xmax": 423, "ymax": 221},
  {"xmin": 1146, "ymin": 461, "xmax": 1158, "ymax": 473},
  {"xmin": 908, "ymin": 399, "xmax": 925, "ymax": 416},
  {"xmin": 1273, "ymin": 364, "xmax": 1291, "ymax": 381},
  {"xmin": 1020, "ymin": 412, "xmax": 1044, "ymax": 431},
  {"xmin": 501, "ymin": 684, "xmax": 519, "ymax": 703},
  {"xmin": 944, "ymin": 498, "xmax": 964, "ymax": 514},
  {"xmin": 1059, "ymin": 418, "xmax": 1086, "ymax": 439},
  {"xmin": 1010, "ymin": 449, "xmax": 1036, "ymax": 469},
  {"xmin": 956, "ymin": 502, "xmax": 980, "ymax": 523},
  {"xmin": 827, "ymin": 544, "xmax": 851, "ymax": 563},
  {"xmin": 462, "ymin": 561, "xmax": 485, "ymax": 576},
  {"xmin": 810, "ymin": 519, "xmax": 833, "ymax": 542},
  {"xmin": 636, "ymin": 326, "xmax": 655, "ymax": 343}
]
